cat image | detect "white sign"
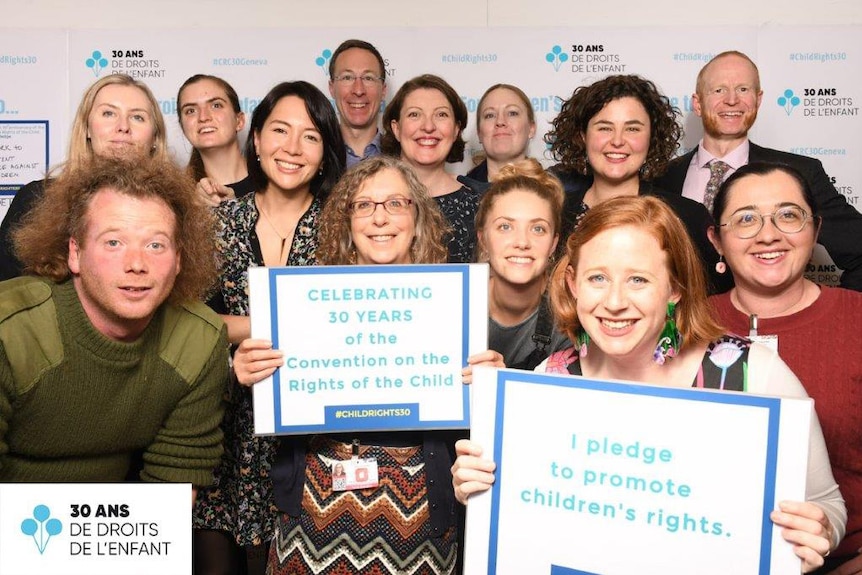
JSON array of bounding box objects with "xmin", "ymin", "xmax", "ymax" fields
[
  {"xmin": 465, "ymin": 367, "xmax": 811, "ymax": 575},
  {"xmin": 249, "ymin": 263, "xmax": 488, "ymax": 434}
]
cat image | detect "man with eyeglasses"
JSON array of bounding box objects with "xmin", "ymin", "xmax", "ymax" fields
[
  {"xmin": 656, "ymin": 50, "xmax": 862, "ymax": 291},
  {"xmin": 328, "ymin": 39, "xmax": 387, "ymax": 167}
]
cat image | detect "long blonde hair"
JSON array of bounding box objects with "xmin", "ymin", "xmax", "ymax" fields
[{"xmin": 67, "ymin": 74, "xmax": 169, "ymax": 169}]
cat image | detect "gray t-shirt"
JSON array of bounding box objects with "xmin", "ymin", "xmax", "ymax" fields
[{"xmin": 488, "ymin": 302, "xmax": 570, "ymax": 369}]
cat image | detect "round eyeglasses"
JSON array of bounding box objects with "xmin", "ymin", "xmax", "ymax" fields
[
  {"xmin": 349, "ymin": 197, "xmax": 413, "ymax": 218},
  {"xmin": 333, "ymin": 73, "xmax": 384, "ymax": 86},
  {"xmin": 718, "ymin": 205, "xmax": 814, "ymax": 239}
]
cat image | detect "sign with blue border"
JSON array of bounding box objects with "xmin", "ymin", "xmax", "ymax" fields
[
  {"xmin": 0, "ymin": 120, "xmax": 49, "ymax": 194},
  {"xmin": 464, "ymin": 367, "xmax": 811, "ymax": 575},
  {"xmin": 249, "ymin": 264, "xmax": 488, "ymax": 435}
]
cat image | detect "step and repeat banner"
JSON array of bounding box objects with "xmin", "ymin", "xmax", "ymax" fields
[{"xmin": 0, "ymin": 25, "xmax": 859, "ymax": 281}]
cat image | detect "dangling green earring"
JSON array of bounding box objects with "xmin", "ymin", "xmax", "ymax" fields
[
  {"xmin": 576, "ymin": 328, "xmax": 590, "ymax": 358},
  {"xmin": 653, "ymin": 301, "xmax": 681, "ymax": 365}
]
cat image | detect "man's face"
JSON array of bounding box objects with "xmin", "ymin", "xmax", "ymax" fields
[
  {"xmin": 328, "ymin": 47, "xmax": 386, "ymax": 132},
  {"xmin": 693, "ymin": 54, "xmax": 763, "ymax": 142},
  {"xmin": 68, "ymin": 188, "xmax": 181, "ymax": 342}
]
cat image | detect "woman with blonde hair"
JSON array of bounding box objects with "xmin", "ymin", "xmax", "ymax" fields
[
  {"xmin": 475, "ymin": 158, "xmax": 569, "ymax": 369},
  {"xmin": 0, "ymin": 74, "xmax": 168, "ymax": 279},
  {"xmin": 467, "ymin": 83, "xmax": 536, "ymax": 183}
]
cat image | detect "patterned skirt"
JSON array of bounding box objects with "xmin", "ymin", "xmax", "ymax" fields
[
  {"xmin": 193, "ymin": 384, "xmax": 279, "ymax": 547},
  {"xmin": 267, "ymin": 436, "xmax": 457, "ymax": 575}
]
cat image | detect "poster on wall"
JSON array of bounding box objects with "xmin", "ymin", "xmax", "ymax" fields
[
  {"xmin": 0, "ymin": 25, "xmax": 854, "ymax": 286},
  {"xmin": 0, "ymin": 30, "xmax": 67, "ymax": 222},
  {"xmin": 756, "ymin": 26, "xmax": 862, "ymax": 285}
]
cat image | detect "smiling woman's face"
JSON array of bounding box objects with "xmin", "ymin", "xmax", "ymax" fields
[
  {"xmin": 350, "ymin": 167, "xmax": 417, "ymax": 265},
  {"xmin": 711, "ymin": 170, "xmax": 817, "ymax": 297},
  {"xmin": 569, "ymin": 224, "xmax": 679, "ymax": 364}
]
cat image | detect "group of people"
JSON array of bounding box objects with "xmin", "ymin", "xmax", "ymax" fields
[{"xmin": 0, "ymin": 36, "xmax": 858, "ymax": 575}]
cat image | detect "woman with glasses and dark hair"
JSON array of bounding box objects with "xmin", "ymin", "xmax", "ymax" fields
[
  {"xmin": 382, "ymin": 74, "xmax": 483, "ymax": 264},
  {"xmin": 194, "ymin": 80, "xmax": 345, "ymax": 575},
  {"xmin": 708, "ymin": 162, "xmax": 862, "ymax": 574},
  {"xmin": 230, "ymin": 156, "xmax": 462, "ymax": 575},
  {"xmin": 177, "ymin": 74, "xmax": 253, "ymax": 204}
]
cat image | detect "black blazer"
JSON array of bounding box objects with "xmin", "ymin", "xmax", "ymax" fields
[
  {"xmin": 656, "ymin": 142, "xmax": 862, "ymax": 291},
  {"xmin": 550, "ymin": 166, "xmax": 734, "ymax": 295}
]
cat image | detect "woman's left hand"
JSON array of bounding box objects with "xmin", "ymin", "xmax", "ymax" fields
[
  {"xmin": 770, "ymin": 500, "xmax": 834, "ymax": 573},
  {"xmin": 233, "ymin": 338, "xmax": 284, "ymax": 386},
  {"xmin": 461, "ymin": 350, "xmax": 505, "ymax": 384}
]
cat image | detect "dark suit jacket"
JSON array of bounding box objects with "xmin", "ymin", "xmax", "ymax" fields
[
  {"xmin": 549, "ymin": 166, "xmax": 734, "ymax": 295},
  {"xmin": 656, "ymin": 142, "xmax": 862, "ymax": 291}
]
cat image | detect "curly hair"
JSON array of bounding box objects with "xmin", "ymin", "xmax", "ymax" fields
[
  {"xmin": 68, "ymin": 74, "xmax": 169, "ymax": 169},
  {"xmin": 381, "ymin": 74, "xmax": 468, "ymax": 163},
  {"xmin": 14, "ymin": 156, "xmax": 217, "ymax": 304},
  {"xmin": 545, "ymin": 75, "xmax": 681, "ymax": 180},
  {"xmin": 317, "ymin": 156, "xmax": 449, "ymax": 265},
  {"xmin": 549, "ymin": 195, "xmax": 723, "ymax": 348},
  {"xmin": 475, "ymin": 158, "xmax": 564, "ymax": 259}
]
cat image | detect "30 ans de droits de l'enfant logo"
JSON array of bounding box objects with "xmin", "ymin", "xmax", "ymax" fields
[
  {"xmin": 21, "ymin": 504, "xmax": 63, "ymax": 554},
  {"xmin": 315, "ymin": 49, "xmax": 332, "ymax": 75},
  {"xmin": 85, "ymin": 50, "xmax": 109, "ymax": 77}
]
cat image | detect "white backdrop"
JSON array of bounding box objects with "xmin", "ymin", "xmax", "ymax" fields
[{"xmin": 0, "ymin": 26, "xmax": 859, "ymax": 281}]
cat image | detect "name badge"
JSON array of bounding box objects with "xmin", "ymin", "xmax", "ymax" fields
[{"xmin": 332, "ymin": 458, "xmax": 379, "ymax": 491}]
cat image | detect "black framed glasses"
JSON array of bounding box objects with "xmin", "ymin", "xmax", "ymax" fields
[
  {"xmin": 719, "ymin": 205, "xmax": 814, "ymax": 239},
  {"xmin": 349, "ymin": 197, "xmax": 413, "ymax": 218},
  {"xmin": 332, "ymin": 73, "xmax": 384, "ymax": 86}
]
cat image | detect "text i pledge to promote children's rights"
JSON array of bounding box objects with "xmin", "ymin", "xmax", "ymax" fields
[
  {"xmin": 249, "ymin": 264, "xmax": 488, "ymax": 435},
  {"xmin": 0, "ymin": 483, "xmax": 191, "ymax": 575},
  {"xmin": 465, "ymin": 367, "xmax": 813, "ymax": 575}
]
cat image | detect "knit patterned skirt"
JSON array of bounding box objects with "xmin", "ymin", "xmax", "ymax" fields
[{"xmin": 267, "ymin": 436, "xmax": 457, "ymax": 575}]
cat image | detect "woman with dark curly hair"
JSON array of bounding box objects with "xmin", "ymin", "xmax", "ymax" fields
[
  {"xmin": 382, "ymin": 74, "xmax": 484, "ymax": 264},
  {"xmin": 546, "ymin": 74, "xmax": 731, "ymax": 293},
  {"xmin": 231, "ymin": 156, "xmax": 463, "ymax": 575}
]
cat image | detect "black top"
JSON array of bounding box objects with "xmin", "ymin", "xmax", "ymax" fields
[
  {"xmin": 549, "ymin": 166, "xmax": 733, "ymax": 295},
  {"xmin": 227, "ymin": 175, "xmax": 256, "ymax": 199},
  {"xmin": 465, "ymin": 160, "xmax": 490, "ymax": 184},
  {"xmin": 0, "ymin": 179, "xmax": 46, "ymax": 281}
]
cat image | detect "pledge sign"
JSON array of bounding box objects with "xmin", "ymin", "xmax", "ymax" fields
[
  {"xmin": 465, "ymin": 368, "xmax": 812, "ymax": 575},
  {"xmin": 249, "ymin": 264, "xmax": 488, "ymax": 435}
]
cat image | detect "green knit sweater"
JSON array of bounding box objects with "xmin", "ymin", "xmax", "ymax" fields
[{"xmin": 0, "ymin": 277, "xmax": 228, "ymax": 485}]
